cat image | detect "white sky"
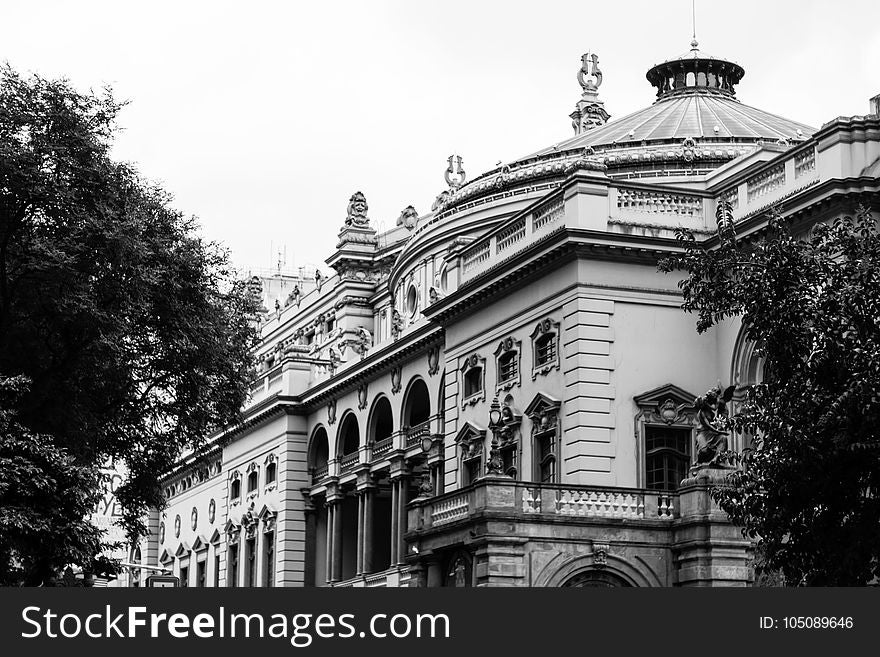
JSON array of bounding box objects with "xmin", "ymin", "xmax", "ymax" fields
[{"xmin": 4, "ymin": 0, "xmax": 880, "ymax": 273}]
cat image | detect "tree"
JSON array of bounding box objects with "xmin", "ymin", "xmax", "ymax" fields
[
  {"xmin": 660, "ymin": 202, "xmax": 880, "ymax": 586},
  {"xmin": 0, "ymin": 64, "xmax": 261, "ymax": 584}
]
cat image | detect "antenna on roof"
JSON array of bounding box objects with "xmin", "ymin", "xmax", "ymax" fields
[{"xmin": 691, "ymin": 0, "xmax": 698, "ymax": 49}]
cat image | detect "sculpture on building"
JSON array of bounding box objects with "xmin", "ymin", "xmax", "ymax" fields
[
  {"xmin": 398, "ymin": 205, "xmax": 419, "ymax": 230},
  {"xmin": 390, "ymin": 308, "xmax": 404, "ymax": 340},
  {"xmin": 344, "ymin": 191, "xmax": 370, "ymax": 227},
  {"xmin": 570, "ymin": 52, "xmax": 610, "ymax": 135},
  {"xmin": 692, "ymin": 384, "xmax": 736, "ymax": 467}
]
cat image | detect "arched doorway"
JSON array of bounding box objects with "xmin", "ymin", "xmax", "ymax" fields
[{"xmin": 562, "ymin": 570, "xmax": 632, "ymax": 587}]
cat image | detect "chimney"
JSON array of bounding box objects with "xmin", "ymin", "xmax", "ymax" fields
[{"xmin": 870, "ymin": 94, "xmax": 880, "ymax": 116}]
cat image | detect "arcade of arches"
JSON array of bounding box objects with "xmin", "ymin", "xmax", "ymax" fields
[{"xmin": 306, "ymin": 376, "xmax": 438, "ymax": 585}]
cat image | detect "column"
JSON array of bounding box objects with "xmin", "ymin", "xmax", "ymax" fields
[
  {"xmin": 355, "ymin": 493, "xmax": 365, "ymax": 576},
  {"xmin": 331, "ymin": 499, "xmax": 343, "ymax": 582},
  {"xmin": 396, "ymin": 475, "xmax": 408, "ymax": 566},
  {"xmin": 324, "ymin": 503, "xmax": 333, "ymax": 584},
  {"xmin": 389, "ymin": 480, "xmax": 399, "ymax": 565},
  {"xmin": 363, "ymin": 488, "xmax": 375, "ymax": 574},
  {"xmin": 303, "ymin": 498, "xmax": 317, "ymax": 587}
]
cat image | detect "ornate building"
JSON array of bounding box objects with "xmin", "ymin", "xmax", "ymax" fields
[{"xmin": 134, "ymin": 42, "xmax": 880, "ymax": 587}]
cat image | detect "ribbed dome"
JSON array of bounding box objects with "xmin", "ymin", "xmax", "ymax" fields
[{"xmin": 529, "ymin": 92, "xmax": 815, "ymax": 157}]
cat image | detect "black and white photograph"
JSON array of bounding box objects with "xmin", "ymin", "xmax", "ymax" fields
[{"xmin": 1, "ymin": 0, "xmax": 879, "ymax": 649}]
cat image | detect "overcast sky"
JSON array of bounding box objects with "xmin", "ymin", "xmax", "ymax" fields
[{"xmin": 4, "ymin": 0, "xmax": 879, "ymax": 274}]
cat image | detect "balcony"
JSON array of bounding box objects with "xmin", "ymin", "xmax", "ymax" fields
[
  {"xmin": 404, "ymin": 420, "xmax": 432, "ymax": 449},
  {"xmin": 330, "ymin": 566, "xmax": 410, "ymax": 588},
  {"xmin": 339, "ymin": 452, "xmax": 359, "ymax": 474},
  {"xmin": 408, "ymin": 479, "xmax": 679, "ymax": 532},
  {"xmin": 371, "ymin": 437, "xmax": 394, "ymax": 459}
]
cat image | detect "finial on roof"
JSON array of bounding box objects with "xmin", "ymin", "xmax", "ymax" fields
[
  {"xmin": 691, "ymin": 0, "xmax": 698, "ymax": 49},
  {"xmin": 570, "ymin": 51, "xmax": 610, "ymax": 135}
]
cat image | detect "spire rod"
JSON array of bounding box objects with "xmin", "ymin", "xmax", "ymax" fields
[{"xmin": 691, "ymin": 0, "xmax": 698, "ymax": 49}]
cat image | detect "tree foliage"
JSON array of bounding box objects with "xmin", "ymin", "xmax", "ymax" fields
[
  {"xmin": 661, "ymin": 202, "xmax": 880, "ymax": 585},
  {"xmin": 0, "ymin": 64, "xmax": 261, "ymax": 584}
]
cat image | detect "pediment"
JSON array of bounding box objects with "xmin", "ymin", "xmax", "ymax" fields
[
  {"xmin": 191, "ymin": 535, "xmax": 209, "ymax": 552},
  {"xmin": 209, "ymin": 528, "xmax": 222, "ymax": 545},
  {"xmin": 159, "ymin": 548, "xmax": 173, "ymax": 565},
  {"xmin": 524, "ymin": 392, "xmax": 561, "ymax": 418},
  {"xmin": 257, "ymin": 504, "xmax": 277, "ymax": 520},
  {"xmin": 173, "ymin": 541, "xmax": 191, "ymax": 558},
  {"xmin": 454, "ymin": 421, "xmax": 486, "ymax": 443},
  {"xmin": 633, "ymin": 383, "xmax": 696, "ymax": 409}
]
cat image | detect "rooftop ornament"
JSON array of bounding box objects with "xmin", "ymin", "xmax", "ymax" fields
[{"xmin": 570, "ymin": 52, "xmax": 610, "ymax": 135}]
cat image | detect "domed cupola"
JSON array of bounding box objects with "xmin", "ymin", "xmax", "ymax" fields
[{"xmin": 645, "ymin": 38, "xmax": 745, "ymax": 100}]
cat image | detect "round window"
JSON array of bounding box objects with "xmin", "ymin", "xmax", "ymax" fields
[{"xmin": 406, "ymin": 285, "xmax": 418, "ymax": 317}]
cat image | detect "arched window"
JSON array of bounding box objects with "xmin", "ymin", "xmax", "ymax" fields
[
  {"xmin": 531, "ymin": 318, "xmax": 560, "ymax": 379},
  {"xmin": 460, "ymin": 353, "xmax": 486, "ymax": 407},
  {"xmin": 494, "ymin": 336, "xmax": 521, "ymax": 392},
  {"xmin": 337, "ymin": 413, "xmax": 360, "ymax": 473},
  {"xmin": 309, "ymin": 426, "xmax": 330, "ymax": 482},
  {"xmin": 403, "ymin": 378, "xmax": 431, "ymax": 427},
  {"xmin": 247, "ymin": 470, "xmax": 258, "ymax": 493},
  {"xmin": 368, "ymin": 396, "xmax": 394, "ymax": 456},
  {"xmin": 230, "ymin": 478, "xmax": 241, "ymax": 500},
  {"xmin": 265, "ymin": 462, "xmax": 277, "ymax": 485}
]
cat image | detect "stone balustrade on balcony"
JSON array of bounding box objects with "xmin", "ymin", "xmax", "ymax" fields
[{"xmin": 408, "ymin": 478, "xmax": 679, "ymax": 532}]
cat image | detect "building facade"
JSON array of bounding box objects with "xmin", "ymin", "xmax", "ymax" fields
[{"xmin": 131, "ymin": 42, "xmax": 880, "ymax": 587}]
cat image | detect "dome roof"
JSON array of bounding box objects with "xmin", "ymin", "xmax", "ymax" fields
[
  {"xmin": 527, "ymin": 92, "xmax": 815, "ymax": 157},
  {"xmin": 519, "ymin": 43, "xmax": 816, "ymax": 170}
]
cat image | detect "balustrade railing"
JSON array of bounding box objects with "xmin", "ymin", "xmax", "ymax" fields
[
  {"xmin": 794, "ymin": 148, "xmax": 816, "ymax": 179},
  {"xmin": 430, "ymin": 492, "xmax": 470, "ymax": 526},
  {"xmin": 313, "ymin": 464, "xmax": 329, "ymax": 482},
  {"xmin": 532, "ymin": 197, "xmax": 564, "ymax": 232},
  {"xmin": 616, "ymin": 188, "xmax": 703, "ymax": 219},
  {"xmin": 496, "ymin": 217, "xmax": 526, "ymax": 253},
  {"xmin": 405, "ymin": 420, "xmax": 432, "ymax": 448},
  {"xmin": 555, "ymin": 487, "xmax": 645, "ymax": 518},
  {"xmin": 372, "ymin": 437, "xmax": 393, "ymax": 459},
  {"xmin": 339, "ymin": 452, "xmax": 359, "ymax": 473},
  {"xmin": 746, "ymin": 162, "xmax": 785, "ymax": 203},
  {"xmin": 411, "ymin": 481, "xmax": 679, "ymax": 530}
]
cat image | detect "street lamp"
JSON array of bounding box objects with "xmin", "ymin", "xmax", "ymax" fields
[{"xmin": 486, "ymin": 397, "xmax": 505, "ymax": 476}]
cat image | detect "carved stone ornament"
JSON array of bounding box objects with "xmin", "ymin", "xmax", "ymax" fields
[
  {"xmin": 592, "ymin": 542, "xmax": 610, "ymax": 568},
  {"xmin": 427, "ymin": 346, "xmax": 440, "ymax": 376},
  {"xmin": 242, "ymin": 506, "xmax": 258, "ymax": 539},
  {"xmin": 357, "ymin": 384, "xmax": 368, "ymax": 411},
  {"xmin": 344, "ymin": 191, "xmax": 370, "ymax": 227},
  {"xmin": 391, "ymin": 366, "xmax": 402, "ymax": 395},
  {"xmin": 390, "ymin": 309, "xmax": 404, "ymax": 340},
  {"xmin": 327, "ymin": 399, "xmax": 337, "ymax": 425},
  {"xmin": 315, "ymin": 269, "xmax": 324, "ymax": 292},
  {"xmin": 398, "ymin": 205, "xmax": 419, "ymax": 230},
  {"xmin": 444, "ymin": 154, "xmax": 466, "ymax": 191}
]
